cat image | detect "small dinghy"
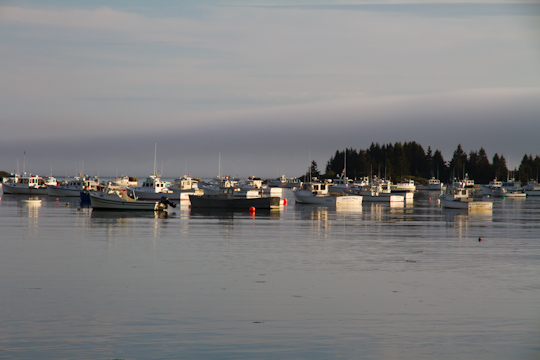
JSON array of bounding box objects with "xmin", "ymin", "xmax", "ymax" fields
[{"xmin": 21, "ymin": 199, "xmax": 42, "ymax": 205}]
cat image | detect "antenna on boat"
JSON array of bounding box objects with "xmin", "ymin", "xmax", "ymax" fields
[{"xmin": 154, "ymin": 143, "xmax": 157, "ymax": 176}]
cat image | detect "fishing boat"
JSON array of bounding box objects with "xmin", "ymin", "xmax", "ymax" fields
[
  {"xmin": 524, "ymin": 180, "xmax": 540, "ymax": 196},
  {"xmin": 1, "ymin": 173, "xmax": 49, "ymax": 195},
  {"xmin": 168, "ymin": 175, "xmax": 203, "ymax": 195},
  {"xmin": 483, "ymin": 179, "xmax": 526, "ymax": 198},
  {"xmin": 392, "ymin": 179, "xmax": 416, "ymax": 193},
  {"xmin": 426, "ymin": 177, "xmax": 444, "ymax": 191},
  {"xmin": 267, "ymin": 175, "xmax": 302, "ymax": 188},
  {"xmin": 439, "ymin": 181, "xmax": 492, "ymax": 211},
  {"xmin": 128, "ymin": 174, "xmax": 179, "ymax": 200},
  {"xmin": 346, "ymin": 184, "xmax": 404, "ymax": 204},
  {"xmin": 481, "ymin": 179, "xmax": 503, "ymax": 195},
  {"xmin": 48, "ymin": 176, "xmax": 100, "ymax": 197},
  {"xmin": 293, "ymin": 181, "xmax": 362, "ymax": 205},
  {"xmin": 89, "ymin": 188, "xmax": 175, "ymax": 211},
  {"xmin": 111, "ymin": 175, "xmax": 138, "ymax": 188},
  {"xmin": 189, "ymin": 187, "xmax": 280, "ymax": 209}
]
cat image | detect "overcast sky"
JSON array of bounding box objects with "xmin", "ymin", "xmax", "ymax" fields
[{"xmin": 1, "ymin": 1, "xmax": 539, "ymax": 179}]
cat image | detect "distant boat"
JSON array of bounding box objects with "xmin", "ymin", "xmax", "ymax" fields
[
  {"xmin": 21, "ymin": 198, "xmax": 42, "ymax": 205},
  {"xmin": 481, "ymin": 179, "xmax": 503, "ymax": 195},
  {"xmin": 293, "ymin": 180, "xmax": 362, "ymax": 205},
  {"xmin": 168, "ymin": 175, "xmax": 202, "ymax": 195},
  {"xmin": 2, "ymin": 173, "xmax": 49, "ymax": 195},
  {"xmin": 439, "ymin": 180, "xmax": 492, "ymax": 211},
  {"xmin": 346, "ymin": 184, "xmax": 404, "ymax": 204},
  {"xmin": 89, "ymin": 188, "xmax": 175, "ymax": 211},
  {"xmin": 129, "ymin": 174, "xmax": 181, "ymax": 200},
  {"xmin": 48, "ymin": 176, "xmax": 99, "ymax": 197},
  {"xmin": 392, "ymin": 179, "xmax": 416, "ymax": 193},
  {"xmin": 427, "ymin": 177, "xmax": 444, "ymax": 191},
  {"xmin": 524, "ymin": 180, "xmax": 540, "ymax": 196},
  {"xmin": 111, "ymin": 175, "xmax": 138, "ymax": 188},
  {"xmin": 267, "ymin": 175, "xmax": 302, "ymax": 188},
  {"xmin": 189, "ymin": 187, "xmax": 280, "ymax": 209}
]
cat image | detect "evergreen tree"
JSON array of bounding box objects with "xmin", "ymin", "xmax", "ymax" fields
[
  {"xmin": 304, "ymin": 160, "xmax": 321, "ymax": 181},
  {"xmin": 432, "ymin": 150, "xmax": 448, "ymax": 181},
  {"xmin": 492, "ymin": 153, "xmax": 508, "ymax": 180},
  {"xmin": 477, "ymin": 148, "xmax": 491, "ymax": 184},
  {"xmin": 449, "ymin": 144, "xmax": 468, "ymax": 179}
]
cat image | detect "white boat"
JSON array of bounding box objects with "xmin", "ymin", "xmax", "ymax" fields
[
  {"xmin": 1, "ymin": 173, "xmax": 49, "ymax": 195},
  {"xmin": 21, "ymin": 198, "xmax": 43, "ymax": 205},
  {"xmin": 89, "ymin": 188, "xmax": 174, "ymax": 211},
  {"xmin": 426, "ymin": 177, "xmax": 444, "ymax": 191},
  {"xmin": 47, "ymin": 176, "xmax": 100, "ymax": 197},
  {"xmin": 328, "ymin": 151, "xmax": 353, "ymax": 194},
  {"xmin": 200, "ymin": 176, "xmax": 238, "ymax": 195},
  {"xmin": 346, "ymin": 184, "xmax": 404, "ymax": 204},
  {"xmin": 111, "ymin": 175, "xmax": 138, "ymax": 188},
  {"xmin": 267, "ymin": 175, "xmax": 302, "ymax": 188},
  {"xmin": 293, "ymin": 181, "xmax": 362, "ymax": 205},
  {"xmin": 168, "ymin": 175, "xmax": 201, "ymax": 193},
  {"xmin": 524, "ymin": 180, "xmax": 540, "ymax": 196},
  {"xmin": 486, "ymin": 179, "xmax": 526, "ymax": 198},
  {"xmin": 439, "ymin": 182, "xmax": 492, "ymax": 211},
  {"xmin": 481, "ymin": 179, "xmax": 503, "ymax": 195},
  {"xmin": 328, "ymin": 176, "xmax": 353, "ymax": 194},
  {"xmin": 393, "ymin": 179, "xmax": 416, "ymax": 192},
  {"xmin": 128, "ymin": 174, "xmax": 180, "ymax": 200}
]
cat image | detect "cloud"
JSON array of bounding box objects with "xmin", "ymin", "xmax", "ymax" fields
[{"xmin": 1, "ymin": 87, "xmax": 538, "ymax": 178}]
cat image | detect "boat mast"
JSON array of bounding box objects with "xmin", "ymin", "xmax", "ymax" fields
[{"xmin": 218, "ymin": 152, "xmax": 221, "ymax": 179}]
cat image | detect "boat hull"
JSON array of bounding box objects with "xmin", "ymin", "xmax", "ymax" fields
[
  {"xmin": 294, "ymin": 193, "xmax": 363, "ymax": 205},
  {"xmin": 363, "ymin": 194, "xmax": 404, "ymax": 203},
  {"xmin": 1, "ymin": 184, "xmax": 48, "ymax": 195},
  {"xmin": 439, "ymin": 197, "xmax": 492, "ymax": 210},
  {"xmin": 89, "ymin": 193, "xmax": 165, "ymax": 210},
  {"xmin": 47, "ymin": 186, "xmax": 83, "ymax": 197},
  {"xmin": 189, "ymin": 195, "xmax": 280, "ymax": 209}
]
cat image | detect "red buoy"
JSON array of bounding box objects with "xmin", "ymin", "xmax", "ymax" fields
[
  {"xmin": 249, "ymin": 206, "xmax": 256, "ymax": 213},
  {"xmin": 282, "ymin": 198, "xmax": 287, "ymax": 206}
]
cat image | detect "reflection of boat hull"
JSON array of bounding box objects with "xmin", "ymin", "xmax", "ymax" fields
[
  {"xmin": 189, "ymin": 195, "xmax": 280, "ymax": 209},
  {"xmin": 439, "ymin": 197, "xmax": 492, "ymax": 210},
  {"xmin": 294, "ymin": 193, "xmax": 362, "ymax": 205}
]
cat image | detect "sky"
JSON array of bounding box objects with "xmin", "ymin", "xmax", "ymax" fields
[{"xmin": 1, "ymin": 1, "xmax": 539, "ymax": 179}]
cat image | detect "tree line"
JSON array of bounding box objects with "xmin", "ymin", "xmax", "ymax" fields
[{"xmin": 302, "ymin": 142, "xmax": 540, "ymax": 185}]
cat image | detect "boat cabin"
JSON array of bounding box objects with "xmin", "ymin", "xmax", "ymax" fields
[{"xmin": 299, "ymin": 182, "xmax": 330, "ymax": 196}]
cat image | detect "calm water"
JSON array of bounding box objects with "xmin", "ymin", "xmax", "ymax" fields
[{"xmin": 0, "ymin": 189, "xmax": 539, "ymax": 360}]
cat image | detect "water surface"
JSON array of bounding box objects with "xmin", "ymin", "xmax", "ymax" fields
[{"xmin": 0, "ymin": 190, "xmax": 539, "ymax": 359}]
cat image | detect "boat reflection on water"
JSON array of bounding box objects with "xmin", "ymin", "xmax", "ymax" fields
[
  {"xmin": 442, "ymin": 207, "xmax": 493, "ymax": 225},
  {"xmin": 189, "ymin": 207, "xmax": 281, "ymax": 220},
  {"xmin": 90, "ymin": 209, "xmax": 173, "ymax": 220}
]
